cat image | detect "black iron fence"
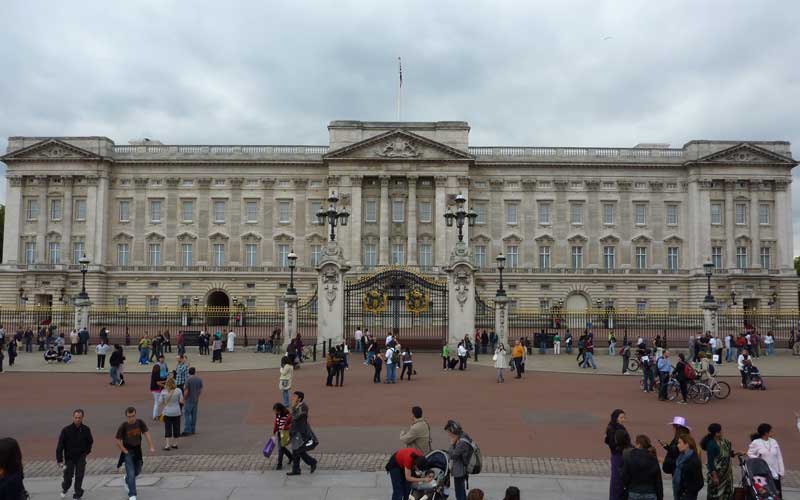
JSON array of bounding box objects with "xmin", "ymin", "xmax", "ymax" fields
[
  {"xmin": 296, "ymin": 293, "xmax": 318, "ymax": 344},
  {"xmin": 475, "ymin": 292, "xmax": 495, "ymax": 330},
  {"xmin": 0, "ymin": 305, "xmax": 74, "ymax": 333}
]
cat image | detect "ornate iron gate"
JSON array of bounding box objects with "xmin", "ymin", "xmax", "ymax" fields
[{"xmin": 344, "ymin": 268, "xmax": 448, "ymax": 349}]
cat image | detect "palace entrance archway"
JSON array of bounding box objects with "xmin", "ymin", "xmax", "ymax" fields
[{"xmin": 206, "ymin": 290, "xmax": 230, "ymax": 327}]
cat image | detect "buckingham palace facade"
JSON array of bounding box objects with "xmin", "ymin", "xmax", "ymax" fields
[{"xmin": 1, "ymin": 120, "xmax": 797, "ymax": 312}]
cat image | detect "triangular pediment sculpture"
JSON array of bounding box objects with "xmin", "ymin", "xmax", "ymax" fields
[
  {"xmin": 694, "ymin": 143, "xmax": 796, "ymax": 165},
  {"xmin": 1, "ymin": 139, "xmax": 104, "ymax": 161},
  {"xmin": 324, "ymin": 129, "xmax": 473, "ymax": 161}
]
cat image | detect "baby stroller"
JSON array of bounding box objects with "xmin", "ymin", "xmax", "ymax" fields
[
  {"xmin": 409, "ymin": 450, "xmax": 450, "ymax": 500},
  {"xmin": 739, "ymin": 456, "xmax": 781, "ymax": 499},
  {"xmin": 743, "ymin": 363, "xmax": 765, "ymax": 390}
]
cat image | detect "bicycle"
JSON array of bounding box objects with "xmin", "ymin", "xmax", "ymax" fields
[
  {"xmin": 704, "ymin": 375, "xmax": 731, "ymax": 400},
  {"xmin": 666, "ymin": 378, "xmax": 711, "ymax": 404}
]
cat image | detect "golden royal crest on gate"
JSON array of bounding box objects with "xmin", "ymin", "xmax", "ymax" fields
[
  {"xmin": 363, "ymin": 289, "xmax": 388, "ymax": 314},
  {"xmin": 406, "ymin": 288, "xmax": 429, "ymax": 315}
]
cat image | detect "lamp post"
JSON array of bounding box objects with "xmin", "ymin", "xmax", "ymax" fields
[
  {"xmin": 78, "ymin": 255, "xmax": 90, "ymax": 301},
  {"xmin": 496, "ymin": 253, "xmax": 506, "ymax": 297},
  {"xmin": 287, "ymin": 250, "xmax": 298, "ymax": 295},
  {"xmin": 730, "ymin": 289, "xmax": 737, "ymax": 306},
  {"xmin": 443, "ymin": 193, "xmax": 477, "ymax": 242},
  {"xmin": 316, "ymin": 192, "xmax": 350, "ymax": 242},
  {"xmin": 192, "ymin": 296, "xmax": 199, "ymax": 326},
  {"xmin": 703, "ymin": 259, "xmax": 715, "ymax": 304}
]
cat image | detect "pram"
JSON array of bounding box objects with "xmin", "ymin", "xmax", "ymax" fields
[
  {"xmin": 743, "ymin": 364, "xmax": 766, "ymax": 390},
  {"xmin": 409, "ymin": 450, "xmax": 449, "ymax": 500},
  {"xmin": 739, "ymin": 456, "xmax": 781, "ymax": 499}
]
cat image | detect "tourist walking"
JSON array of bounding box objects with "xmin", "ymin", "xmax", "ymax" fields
[
  {"xmin": 747, "ymin": 423, "xmax": 785, "ymax": 496},
  {"xmin": 158, "ymin": 377, "xmax": 184, "ymax": 450},
  {"xmin": 373, "ymin": 351, "xmax": 384, "ymax": 383},
  {"xmin": 441, "ymin": 343, "xmax": 450, "ymax": 370},
  {"xmin": 182, "ymin": 367, "xmax": 203, "ymax": 436},
  {"xmin": 489, "ymin": 330, "xmax": 498, "ymax": 353},
  {"xmin": 399, "ymin": 406, "xmax": 431, "ymax": 454},
  {"xmin": 174, "ymin": 355, "xmax": 189, "ymax": 391},
  {"xmin": 737, "ymin": 349, "xmax": 750, "ymax": 388},
  {"xmin": 149, "ymin": 363, "xmax": 167, "ymax": 420},
  {"xmin": 386, "ymin": 447, "xmax": 430, "ymax": 500},
  {"xmin": 699, "ymin": 423, "xmax": 735, "ymax": 500},
  {"xmin": 108, "ymin": 345, "xmax": 125, "ymax": 386},
  {"xmin": 0, "ymin": 344, "xmax": 4, "ymax": 372},
  {"xmin": 480, "ymin": 330, "xmax": 488, "ymax": 354},
  {"xmin": 445, "ymin": 420, "xmax": 474, "ymax": 500},
  {"xmin": 212, "ymin": 332, "xmax": 223, "ymax": 363},
  {"xmin": 115, "ymin": 407, "xmax": 155, "ymax": 500},
  {"xmin": 553, "ymin": 331, "xmax": 561, "ymax": 355},
  {"xmin": 95, "ymin": 340, "xmax": 110, "ymax": 371},
  {"xmin": 605, "ymin": 409, "xmax": 629, "ymax": 500},
  {"xmin": 272, "ymin": 403, "xmax": 293, "ymax": 470},
  {"xmin": 279, "ymin": 356, "xmax": 293, "ymax": 406},
  {"xmin": 163, "ymin": 331, "xmax": 171, "ymax": 353},
  {"xmin": 385, "ymin": 344, "xmax": 398, "ymax": 383},
  {"xmin": 511, "ymin": 340, "xmax": 525, "ymax": 378},
  {"xmin": 656, "ymin": 351, "xmax": 672, "ymax": 401},
  {"xmin": 138, "ymin": 336, "xmax": 150, "ymax": 365},
  {"xmin": 23, "ymin": 328, "xmax": 33, "ymax": 353},
  {"xmin": 287, "ymin": 391, "xmax": 318, "ymax": 476},
  {"xmin": 457, "ymin": 341, "xmax": 468, "ymax": 371},
  {"xmin": 7, "ymin": 340, "xmax": 16, "ymax": 367},
  {"xmin": 400, "ymin": 346, "xmax": 414, "ymax": 381},
  {"xmin": 724, "ymin": 334, "xmax": 734, "ymax": 362},
  {"xmin": 621, "ymin": 341, "xmax": 631, "ymax": 375},
  {"xmin": 56, "ymin": 409, "xmax": 93, "ymax": 499},
  {"xmin": 641, "ymin": 349, "xmax": 654, "ymax": 392},
  {"xmin": 581, "ymin": 336, "xmax": 597, "ymax": 369},
  {"xmin": 354, "ymin": 327, "xmax": 363, "ymax": 353},
  {"xmin": 764, "ymin": 332, "xmax": 775, "ymax": 356},
  {"xmin": 78, "ymin": 327, "xmax": 89, "ymax": 356},
  {"xmin": 226, "ymin": 329, "xmax": 236, "ymax": 352},
  {"xmin": 672, "ymin": 434, "xmax": 704, "ymax": 500},
  {"xmin": 494, "ymin": 343, "xmax": 507, "ymax": 383},
  {"xmin": 565, "ymin": 330, "xmax": 573, "ymax": 354},
  {"xmin": 69, "ymin": 330, "xmax": 78, "ymax": 355},
  {"xmin": 620, "ymin": 434, "xmax": 664, "ymax": 500},
  {"xmin": 672, "ymin": 353, "xmax": 690, "ymax": 404},
  {"xmin": 0, "ymin": 437, "xmax": 26, "ymax": 500}
]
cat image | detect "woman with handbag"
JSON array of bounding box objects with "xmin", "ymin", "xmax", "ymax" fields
[
  {"xmin": 158, "ymin": 376, "xmax": 185, "ymax": 451},
  {"xmin": 272, "ymin": 403, "xmax": 293, "ymax": 470},
  {"xmin": 279, "ymin": 356, "xmax": 293, "ymax": 406},
  {"xmin": 493, "ymin": 343, "xmax": 506, "ymax": 383}
]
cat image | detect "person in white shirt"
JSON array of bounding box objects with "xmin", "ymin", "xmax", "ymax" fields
[
  {"xmin": 354, "ymin": 328, "xmax": 363, "ymax": 353},
  {"xmin": 385, "ymin": 333, "xmax": 394, "ymax": 346},
  {"xmin": 226, "ymin": 330, "xmax": 236, "ymax": 352},
  {"xmin": 764, "ymin": 332, "xmax": 775, "ymax": 356},
  {"xmin": 457, "ymin": 342, "xmax": 468, "ymax": 371},
  {"xmin": 725, "ymin": 334, "xmax": 733, "ymax": 363},
  {"xmin": 747, "ymin": 423, "xmax": 785, "ymax": 496},
  {"xmin": 737, "ymin": 350, "xmax": 751, "ymax": 387},
  {"xmin": 95, "ymin": 341, "xmax": 111, "ymax": 371},
  {"xmin": 385, "ymin": 345, "xmax": 397, "ymax": 383},
  {"xmin": 69, "ymin": 330, "xmax": 79, "ymax": 355}
]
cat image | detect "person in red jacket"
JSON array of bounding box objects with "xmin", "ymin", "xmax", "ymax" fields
[
  {"xmin": 272, "ymin": 403, "xmax": 293, "ymax": 470},
  {"xmin": 386, "ymin": 447, "xmax": 429, "ymax": 500}
]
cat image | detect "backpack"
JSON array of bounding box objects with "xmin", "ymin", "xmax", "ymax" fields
[
  {"xmin": 390, "ymin": 348, "xmax": 400, "ymax": 364},
  {"xmin": 459, "ymin": 437, "xmax": 482, "ymax": 475},
  {"xmin": 683, "ymin": 363, "xmax": 697, "ymax": 380},
  {"xmin": 707, "ymin": 363, "xmax": 716, "ymax": 376}
]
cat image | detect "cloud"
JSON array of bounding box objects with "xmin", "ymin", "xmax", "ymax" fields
[{"xmin": 1, "ymin": 0, "xmax": 798, "ymax": 253}]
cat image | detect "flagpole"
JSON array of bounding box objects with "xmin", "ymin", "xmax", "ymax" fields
[{"xmin": 397, "ymin": 56, "xmax": 402, "ymax": 121}]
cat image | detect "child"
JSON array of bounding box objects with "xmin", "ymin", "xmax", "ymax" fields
[
  {"xmin": 8, "ymin": 340, "xmax": 17, "ymax": 366},
  {"xmin": 373, "ymin": 351, "xmax": 384, "ymax": 383}
]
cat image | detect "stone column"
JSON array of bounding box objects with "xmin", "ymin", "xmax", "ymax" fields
[
  {"xmin": 293, "ymin": 178, "xmax": 308, "ymax": 263},
  {"xmin": 407, "ymin": 176, "xmax": 418, "ymax": 266},
  {"xmin": 165, "ymin": 178, "xmax": 180, "ymax": 265},
  {"xmin": 197, "ymin": 178, "xmax": 212, "ymax": 264},
  {"xmin": 774, "ymin": 179, "xmax": 793, "ymax": 270},
  {"xmin": 379, "ymin": 176, "xmax": 390, "ymax": 265},
  {"xmin": 62, "ymin": 176, "xmax": 74, "ymax": 263},
  {"xmin": 261, "ymin": 178, "xmax": 276, "ymax": 264},
  {"xmin": 494, "ymin": 294, "xmax": 509, "ymax": 347},
  {"xmin": 283, "ymin": 292, "xmax": 298, "ymax": 350},
  {"xmin": 36, "ymin": 176, "xmax": 48, "ymax": 261},
  {"xmin": 700, "ymin": 301, "xmax": 719, "ymax": 337},
  {"xmin": 317, "ymin": 241, "xmax": 349, "ymax": 345},
  {"xmin": 749, "ymin": 186, "xmax": 760, "ymax": 269},
  {"xmin": 724, "ymin": 180, "xmax": 735, "ymax": 269},
  {"xmin": 445, "ymin": 242, "xmax": 475, "ymax": 349},
  {"xmin": 434, "ymin": 176, "xmax": 448, "ymax": 266},
  {"xmin": 348, "ymin": 175, "xmax": 363, "ymax": 267},
  {"xmin": 2, "ymin": 176, "xmax": 24, "ymax": 265}
]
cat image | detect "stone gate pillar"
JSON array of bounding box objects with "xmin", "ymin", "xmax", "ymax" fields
[
  {"xmin": 317, "ymin": 241, "xmax": 349, "ymax": 345},
  {"xmin": 494, "ymin": 294, "xmax": 509, "ymax": 347},
  {"xmin": 283, "ymin": 291, "xmax": 298, "ymax": 351},
  {"xmin": 701, "ymin": 301, "xmax": 719, "ymax": 338},
  {"xmin": 73, "ymin": 297, "xmax": 92, "ymax": 332},
  {"xmin": 445, "ymin": 241, "xmax": 475, "ymax": 349}
]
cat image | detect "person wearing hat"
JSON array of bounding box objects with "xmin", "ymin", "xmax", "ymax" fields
[{"xmin": 661, "ymin": 416, "xmax": 692, "ymax": 477}]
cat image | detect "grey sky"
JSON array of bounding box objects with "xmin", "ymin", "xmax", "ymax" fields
[{"xmin": 1, "ymin": 0, "xmax": 799, "ymax": 253}]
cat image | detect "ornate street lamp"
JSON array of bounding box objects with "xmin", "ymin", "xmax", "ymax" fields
[
  {"xmin": 287, "ymin": 249, "xmax": 298, "ymax": 295},
  {"xmin": 443, "ymin": 193, "xmax": 477, "ymax": 242},
  {"xmin": 730, "ymin": 289, "xmax": 737, "ymax": 306},
  {"xmin": 77, "ymin": 255, "xmax": 91, "ymax": 301},
  {"xmin": 496, "ymin": 253, "xmax": 506, "ymax": 297},
  {"xmin": 768, "ymin": 291, "xmax": 779, "ymax": 307},
  {"xmin": 702, "ymin": 259, "xmax": 715, "ymax": 303},
  {"xmin": 316, "ymin": 191, "xmax": 349, "ymax": 242}
]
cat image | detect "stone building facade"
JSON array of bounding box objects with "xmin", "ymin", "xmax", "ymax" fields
[{"xmin": 1, "ymin": 121, "xmax": 796, "ymax": 312}]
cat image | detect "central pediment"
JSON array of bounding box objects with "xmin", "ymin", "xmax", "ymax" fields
[
  {"xmin": 324, "ymin": 129, "xmax": 473, "ymax": 161},
  {"xmin": 693, "ymin": 143, "xmax": 796, "ymax": 165}
]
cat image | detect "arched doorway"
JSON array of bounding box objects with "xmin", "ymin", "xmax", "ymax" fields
[
  {"xmin": 565, "ymin": 293, "xmax": 589, "ymax": 330},
  {"xmin": 206, "ymin": 291, "xmax": 230, "ymax": 327}
]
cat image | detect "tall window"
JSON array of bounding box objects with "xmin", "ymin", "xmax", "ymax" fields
[
  {"xmin": 25, "ymin": 242, "xmax": 36, "ymax": 265},
  {"xmin": 603, "ymin": 246, "xmax": 616, "ymax": 270},
  {"xmin": 571, "ymin": 246, "xmax": 583, "ymax": 270},
  {"xmin": 26, "ymin": 199, "xmax": 40, "ymax": 220},
  {"xmin": 391, "ymin": 244, "xmax": 405, "ymax": 265},
  {"xmin": 212, "ymin": 244, "xmax": 225, "ymax": 266},
  {"xmin": 150, "ymin": 200, "xmax": 162, "ymax": 223},
  {"xmin": 736, "ymin": 247, "xmax": 748, "ymax": 269},
  {"xmin": 74, "ymin": 199, "xmax": 87, "ymax": 221},
  {"xmin": 419, "ymin": 243, "xmax": 433, "ymax": 268},
  {"xmin": 119, "ymin": 200, "xmax": 130, "ymax": 222},
  {"xmin": 602, "ymin": 204, "xmax": 614, "ymax": 225},
  {"xmin": 506, "ymin": 203, "xmax": 518, "ymax": 225},
  {"xmin": 148, "ymin": 296, "xmax": 159, "ymax": 310},
  {"xmin": 365, "ymin": 200, "xmax": 377, "ymax": 222},
  {"xmin": 50, "ymin": 199, "xmax": 62, "ymax": 221},
  {"xmin": 760, "ymin": 247, "xmax": 771, "ymax": 269},
  {"xmin": 636, "ymin": 299, "xmax": 647, "ymax": 313},
  {"xmin": 181, "ymin": 244, "xmax": 193, "ymax": 266},
  {"xmin": 711, "ymin": 246, "xmax": 723, "ymax": 269},
  {"xmin": 48, "ymin": 242, "xmax": 60, "ymax": 264},
  {"xmin": 473, "ymin": 245, "xmax": 485, "ymax": 268},
  {"xmin": 635, "ymin": 247, "xmax": 647, "ymax": 269},
  {"xmin": 539, "ymin": 246, "xmax": 551, "ymax": 269},
  {"xmin": 473, "ymin": 204, "xmax": 486, "ymax": 224},
  {"xmin": 149, "ymin": 243, "xmax": 162, "ymax": 266},
  {"xmin": 634, "ymin": 204, "xmax": 646, "ymax": 225},
  {"xmin": 363, "ymin": 243, "xmax": 377, "ymax": 268},
  {"xmin": 278, "ymin": 201, "xmax": 290, "ymax": 223},
  {"xmin": 309, "ymin": 201, "xmax": 322, "ymax": 223},
  {"xmin": 758, "ymin": 204, "xmax": 770, "ymax": 225},
  {"xmin": 277, "ymin": 244, "xmax": 289, "ymax": 267},
  {"xmin": 117, "ymin": 244, "xmax": 129, "ymax": 266},
  {"xmin": 570, "ymin": 204, "xmax": 583, "ymax": 225},
  {"xmin": 666, "ymin": 204, "xmax": 679, "ymax": 225},
  {"xmin": 213, "ymin": 201, "xmax": 226, "ymax": 223},
  {"xmin": 538, "ymin": 203, "xmax": 551, "ymax": 225},
  {"xmin": 245, "ymin": 201, "xmax": 258, "ymax": 223},
  {"xmin": 668, "ymin": 300, "xmax": 679, "ymax": 314},
  {"xmin": 667, "ymin": 247, "xmax": 679, "ymax": 271},
  {"xmin": 418, "ymin": 201, "xmax": 432, "ymax": 223},
  {"xmin": 735, "ymin": 203, "xmax": 747, "ymax": 225},
  {"xmin": 181, "ymin": 200, "xmax": 194, "ymax": 222},
  {"xmin": 392, "ymin": 200, "xmax": 405, "ymax": 223},
  {"xmin": 506, "ymin": 245, "xmax": 518, "ymax": 268},
  {"xmin": 245, "ymin": 243, "xmax": 258, "ymax": 266},
  {"xmin": 72, "ymin": 241, "xmax": 84, "ymax": 265},
  {"xmin": 310, "ymin": 244, "xmax": 322, "ymax": 266},
  {"xmin": 710, "ymin": 203, "xmax": 722, "ymax": 225}
]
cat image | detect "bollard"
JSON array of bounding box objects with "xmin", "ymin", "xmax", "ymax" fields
[
  {"xmin": 313, "ymin": 343, "xmax": 317, "ymax": 362},
  {"xmin": 322, "ymin": 341, "xmax": 326, "ymax": 359}
]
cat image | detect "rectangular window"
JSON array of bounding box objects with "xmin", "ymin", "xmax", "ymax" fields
[
  {"xmin": 310, "ymin": 244, "xmax": 322, "ymax": 267},
  {"xmin": 539, "ymin": 246, "xmax": 551, "ymax": 269},
  {"xmin": 391, "ymin": 244, "xmax": 405, "ymax": 265},
  {"xmin": 570, "ymin": 204, "xmax": 583, "ymax": 225},
  {"xmin": 48, "ymin": 242, "xmax": 60, "ymax": 264},
  {"xmin": 632, "ymin": 246, "xmax": 646, "ymax": 269},
  {"xmin": 150, "ymin": 200, "xmax": 162, "ymax": 223},
  {"xmin": 72, "ymin": 241, "xmax": 84, "ymax": 265},
  {"xmin": 666, "ymin": 204, "xmax": 679, "ymax": 225},
  {"xmin": 667, "ymin": 247, "xmax": 679, "ymax": 271},
  {"xmin": 735, "ymin": 203, "xmax": 747, "ymax": 225},
  {"xmin": 473, "ymin": 245, "xmax": 485, "ymax": 268},
  {"xmin": 181, "ymin": 200, "xmax": 194, "ymax": 222},
  {"xmin": 711, "ymin": 246, "xmax": 723, "ymax": 269},
  {"xmin": 669, "ymin": 300, "xmax": 679, "ymax": 314},
  {"xmin": 506, "ymin": 245, "xmax": 519, "ymax": 268},
  {"xmin": 419, "ymin": 243, "xmax": 433, "ymax": 268},
  {"xmin": 538, "ymin": 203, "xmax": 551, "ymax": 225},
  {"xmin": 25, "ymin": 242, "xmax": 36, "ymax": 265},
  {"xmin": 26, "ymin": 199, "xmax": 40, "ymax": 220},
  {"xmin": 571, "ymin": 246, "xmax": 583, "ymax": 270},
  {"xmin": 736, "ymin": 247, "xmax": 748, "ymax": 269},
  {"xmin": 603, "ymin": 246, "xmax": 616, "ymax": 270},
  {"xmin": 365, "ymin": 200, "xmax": 377, "ymax": 223},
  {"xmin": 473, "ymin": 204, "xmax": 486, "ymax": 224},
  {"xmin": 245, "ymin": 201, "xmax": 258, "ymax": 223},
  {"xmin": 758, "ymin": 204, "xmax": 770, "ymax": 225},
  {"xmin": 149, "ymin": 243, "xmax": 161, "ymax": 266},
  {"xmin": 634, "ymin": 204, "xmax": 647, "ymax": 225},
  {"xmin": 277, "ymin": 244, "xmax": 290, "ymax": 267},
  {"xmin": 392, "ymin": 200, "xmax": 405, "ymax": 223},
  {"xmin": 181, "ymin": 244, "xmax": 193, "ymax": 266},
  {"xmin": 278, "ymin": 201, "xmax": 290, "ymax": 224},
  {"xmin": 117, "ymin": 296, "xmax": 128, "ymax": 309},
  {"xmin": 363, "ymin": 243, "xmax": 377, "ymax": 268},
  {"xmin": 117, "ymin": 244, "xmax": 129, "ymax": 266},
  {"xmin": 710, "ymin": 203, "xmax": 722, "ymax": 225},
  {"xmin": 506, "ymin": 203, "xmax": 518, "ymax": 225},
  {"xmin": 759, "ymin": 247, "xmax": 771, "ymax": 269},
  {"xmin": 309, "ymin": 201, "xmax": 322, "ymax": 224},
  {"xmin": 119, "ymin": 200, "xmax": 130, "ymax": 222},
  {"xmin": 418, "ymin": 201, "xmax": 432, "ymax": 223},
  {"xmin": 74, "ymin": 199, "xmax": 87, "ymax": 221},
  {"xmin": 636, "ymin": 299, "xmax": 647, "ymax": 313},
  {"xmin": 245, "ymin": 243, "xmax": 258, "ymax": 267},
  {"xmin": 212, "ymin": 244, "xmax": 225, "ymax": 266},
  {"xmin": 245, "ymin": 297, "xmax": 256, "ymax": 308},
  {"xmin": 213, "ymin": 200, "xmax": 226, "ymax": 223},
  {"xmin": 539, "ymin": 299, "xmax": 550, "ymax": 312},
  {"xmin": 602, "ymin": 204, "xmax": 614, "ymax": 225},
  {"xmin": 50, "ymin": 199, "xmax": 62, "ymax": 221},
  {"xmin": 148, "ymin": 296, "xmax": 159, "ymax": 309}
]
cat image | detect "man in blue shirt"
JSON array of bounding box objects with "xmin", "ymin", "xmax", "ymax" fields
[{"xmin": 656, "ymin": 351, "xmax": 672, "ymax": 401}]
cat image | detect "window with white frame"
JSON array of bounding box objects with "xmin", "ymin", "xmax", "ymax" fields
[
  {"xmin": 760, "ymin": 247, "xmax": 771, "ymax": 269},
  {"xmin": 50, "ymin": 199, "xmax": 62, "ymax": 221},
  {"xmin": 571, "ymin": 246, "xmax": 583, "ymax": 270},
  {"xmin": 758, "ymin": 203, "xmax": 770, "ymax": 225},
  {"xmin": 736, "ymin": 246, "xmax": 748, "ymax": 269},
  {"xmin": 310, "ymin": 244, "xmax": 322, "ymax": 266},
  {"xmin": 117, "ymin": 296, "xmax": 127, "ymax": 308},
  {"xmin": 473, "ymin": 245, "xmax": 485, "ymax": 268},
  {"xmin": 570, "ymin": 203, "xmax": 583, "ymax": 225},
  {"xmin": 667, "ymin": 247, "xmax": 679, "ymax": 271},
  {"xmin": 149, "ymin": 200, "xmax": 162, "ymax": 223},
  {"xmin": 506, "ymin": 245, "xmax": 519, "ymax": 268},
  {"xmin": 392, "ymin": 200, "xmax": 405, "ymax": 223},
  {"xmin": 391, "ymin": 244, "xmax": 405, "ymax": 265},
  {"xmin": 418, "ymin": 201, "xmax": 432, "ymax": 223},
  {"xmin": 245, "ymin": 297, "xmax": 256, "ymax": 308},
  {"xmin": 735, "ymin": 203, "xmax": 747, "ymax": 225},
  {"xmin": 119, "ymin": 200, "xmax": 130, "ymax": 222},
  {"xmin": 539, "ymin": 246, "xmax": 551, "ymax": 269},
  {"xmin": 710, "ymin": 203, "xmax": 722, "ymax": 225},
  {"xmin": 245, "ymin": 201, "xmax": 258, "ymax": 223},
  {"xmin": 25, "ymin": 242, "xmax": 36, "ymax": 265},
  {"xmin": 48, "ymin": 242, "xmax": 60, "ymax": 264},
  {"xmin": 74, "ymin": 199, "xmax": 87, "ymax": 221},
  {"xmin": 635, "ymin": 246, "xmax": 647, "ymax": 269},
  {"xmin": 538, "ymin": 202, "xmax": 551, "ymax": 225},
  {"xmin": 26, "ymin": 199, "xmax": 40, "ymax": 220},
  {"xmin": 213, "ymin": 200, "xmax": 226, "ymax": 223},
  {"xmin": 277, "ymin": 244, "xmax": 290, "ymax": 267},
  {"xmin": 666, "ymin": 204, "xmax": 679, "ymax": 225},
  {"xmin": 539, "ymin": 299, "xmax": 550, "ymax": 312},
  {"xmin": 309, "ymin": 201, "xmax": 322, "ymax": 224},
  {"xmin": 419, "ymin": 243, "xmax": 433, "ymax": 268},
  {"xmin": 181, "ymin": 243, "xmax": 193, "ymax": 266},
  {"xmin": 148, "ymin": 296, "xmax": 159, "ymax": 309},
  {"xmin": 634, "ymin": 204, "xmax": 647, "ymax": 225},
  {"xmin": 363, "ymin": 243, "xmax": 377, "ymax": 268},
  {"xmin": 669, "ymin": 300, "xmax": 679, "ymax": 314},
  {"xmin": 365, "ymin": 200, "xmax": 377, "ymax": 223},
  {"xmin": 72, "ymin": 241, "xmax": 84, "ymax": 265},
  {"xmin": 117, "ymin": 243, "xmax": 129, "ymax": 266},
  {"xmin": 278, "ymin": 201, "xmax": 291, "ymax": 224},
  {"xmin": 181, "ymin": 200, "xmax": 193, "ymax": 222},
  {"xmin": 711, "ymin": 246, "xmax": 723, "ymax": 269},
  {"xmin": 245, "ymin": 243, "xmax": 258, "ymax": 267},
  {"xmin": 212, "ymin": 243, "xmax": 225, "ymax": 266},
  {"xmin": 602, "ymin": 204, "xmax": 614, "ymax": 225},
  {"xmin": 149, "ymin": 243, "xmax": 161, "ymax": 266},
  {"xmin": 506, "ymin": 203, "xmax": 518, "ymax": 225},
  {"xmin": 636, "ymin": 299, "xmax": 647, "ymax": 313},
  {"xmin": 603, "ymin": 246, "xmax": 616, "ymax": 270},
  {"xmin": 473, "ymin": 204, "xmax": 486, "ymax": 224}
]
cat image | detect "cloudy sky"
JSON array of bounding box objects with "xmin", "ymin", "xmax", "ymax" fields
[{"xmin": 1, "ymin": 0, "xmax": 799, "ymax": 252}]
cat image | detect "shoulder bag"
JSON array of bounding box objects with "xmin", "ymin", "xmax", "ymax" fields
[{"xmin": 158, "ymin": 390, "xmax": 177, "ymax": 422}]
